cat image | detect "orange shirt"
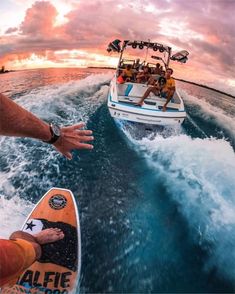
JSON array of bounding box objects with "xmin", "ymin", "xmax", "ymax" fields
[
  {"xmin": 162, "ymin": 77, "xmax": 175, "ymax": 92},
  {"xmin": 0, "ymin": 239, "xmax": 36, "ymax": 287}
]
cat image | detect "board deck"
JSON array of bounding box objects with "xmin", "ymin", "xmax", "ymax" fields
[{"xmin": 2, "ymin": 188, "xmax": 81, "ymax": 294}]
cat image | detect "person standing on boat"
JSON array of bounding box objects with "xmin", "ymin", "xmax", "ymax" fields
[
  {"xmin": 153, "ymin": 63, "xmax": 162, "ymax": 75},
  {"xmin": 136, "ymin": 68, "xmax": 175, "ymax": 111}
]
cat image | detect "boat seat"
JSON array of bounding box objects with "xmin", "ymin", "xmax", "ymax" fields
[
  {"xmin": 117, "ymin": 83, "xmax": 147, "ymax": 97},
  {"xmin": 117, "ymin": 83, "xmax": 181, "ymax": 104},
  {"xmin": 117, "ymin": 84, "xmax": 130, "ymax": 96}
]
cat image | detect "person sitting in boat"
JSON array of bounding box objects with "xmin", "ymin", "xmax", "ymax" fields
[
  {"xmin": 136, "ymin": 66, "xmax": 151, "ymax": 83},
  {"xmin": 136, "ymin": 68, "xmax": 175, "ymax": 110},
  {"xmin": 117, "ymin": 71, "xmax": 126, "ymax": 84},
  {"xmin": 135, "ymin": 76, "xmax": 167, "ymax": 106},
  {"xmin": 123, "ymin": 64, "xmax": 134, "ymax": 81},
  {"xmin": 147, "ymin": 67, "xmax": 165, "ymax": 86},
  {"xmin": 117, "ymin": 64, "xmax": 134, "ymax": 83},
  {"xmin": 161, "ymin": 68, "xmax": 175, "ymax": 111}
]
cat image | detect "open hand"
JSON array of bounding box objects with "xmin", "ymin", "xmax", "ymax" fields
[{"xmin": 53, "ymin": 122, "xmax": 94, "ymax": 159}]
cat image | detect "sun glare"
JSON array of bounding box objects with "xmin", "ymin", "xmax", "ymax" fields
[{"xmin": 50, "ymin": 0, "xmax": 73, "ymax": 26}]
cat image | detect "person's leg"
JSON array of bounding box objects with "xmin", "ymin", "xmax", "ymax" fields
[
  {"xmin": 136, "ymin": 75, "xmax": 143, "ymax": 83},
  {"xmin": 147, "ymin": 76, "xmax": 155, "ymax": 85},
  {"xmin": 136, "ymin": 86, "xmax": 159, "ymax": 106},
  {"xmin": 162, "ymin": 90, "xmax": 174, "ymax": 111}
]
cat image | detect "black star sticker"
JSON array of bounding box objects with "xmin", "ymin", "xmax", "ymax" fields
[{"xmin": 25, "ymin": 220, "xmax": 36, "ymax": 231}]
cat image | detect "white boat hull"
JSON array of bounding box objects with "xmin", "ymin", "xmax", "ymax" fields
[{"xmin": 108, "ymin": 103, "xmax": 185, "ymax": 125}]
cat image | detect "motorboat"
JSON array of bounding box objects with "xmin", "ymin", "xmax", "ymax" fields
[{"xmin": 107, "ymin": 40, "xmax": 189, "ymax": 126}]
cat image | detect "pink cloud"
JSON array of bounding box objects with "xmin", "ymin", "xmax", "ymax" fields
[
  {"xmin": 0, "ymin": 0, "xmax": 234, "ymax": 91},
  {"xmin": 20, "ymin": 1, "xmax": 58, "ymax": 37}
]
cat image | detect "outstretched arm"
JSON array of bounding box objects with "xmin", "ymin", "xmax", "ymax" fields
[{"xmin": 0, "ymin": 93, "xmax": 94, "ymax": 159}]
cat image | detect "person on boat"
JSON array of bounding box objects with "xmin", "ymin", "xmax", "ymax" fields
[
  {"xmin": 136, "ymin": 68, "xmax": 175, "ymax": 109},
  {"xmin": 123, "ymin": 64, "xmax": 134, "ymax": 81},
  {"xmin": 161, "ymin": 68, "xmax": 176, "ymax": 111},
  {"xmin": 133, "ymin": 58, "xmax": 141, "ymax": 71},
  {"xmin": 117, "ymin": 64, "xmax": 134, "ymax": 83},
  {"xmin": 117, "ymin": 71, "xmax": 126, "ymax": 84},
  {"xmin": 135, "ymin": 76, "xmax": 167, "ymax": 106},
  {"xmin": 0, "ymin": 228, "xmax": 64, "ymax": 286},
  {"xmin": 136, "ymin": 68, "xmax": 175, "ymax": 110},
  {"xmin": 147, "ymin": 67, "xmax": 166, "ymax": 86},
  {"xmin": 136, "ymin": 66, "xmax": 151, "ymax": 83},
  {"xmin": 0, "ymin": 92, "xmax": 94, "ymax": 286},
  {"xmin": 152, "ymin": 63, "xmax": 162, "ymax": 75}
]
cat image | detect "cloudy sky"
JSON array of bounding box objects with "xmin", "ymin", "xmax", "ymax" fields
[{"xmin": 0, "ymin": 0, "xmax": 235, "ymax": 93}]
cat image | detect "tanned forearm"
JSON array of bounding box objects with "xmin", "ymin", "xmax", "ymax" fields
[{"xmin": 0, "ymin": 93, "xmax": 51, "ymax": 141}]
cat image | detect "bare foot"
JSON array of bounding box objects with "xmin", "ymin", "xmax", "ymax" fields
[
  {"xmin": 135, "ymin": 102, "xmax": 143, "ymax": 107},
  {"xmin": 162, "ymin": 105, "xmax": 167, "ymax": 112},
  {"xmin": 34, "ymin": 228, "xmax": 64, "ymax": 245}
]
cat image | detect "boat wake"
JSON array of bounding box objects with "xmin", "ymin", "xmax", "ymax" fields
[
  {"xmin": 180, "ymin": 88, "xmax": 235, "ymax": 147},
  {"xmin": 1, "ymin": 72, "xmax": 235, "ymax": 290},
  {"xmin": 0, "ymin": 73, "xmax": 111, "ymax": 238},
  {"xmin": 118, "ymin": 88, "xmax": 235, "ymax": 284}
]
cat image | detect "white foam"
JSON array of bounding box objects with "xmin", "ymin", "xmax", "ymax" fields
[
  {"xmin": 0, "ymin": 194, "xmax": 33, "ymax": 238},
  {"xmin": 124, "ymin": 129, "xmax": 235, "ymax": 283},
  {"xmin": 179, "ymin": 89, "xmax": 235, "ymax": 141},
  {"xmin": 0, "ymin": 73, "xmax": 112, "ymax": 238},
  {"xmin": 13, "ymin": 72, "xmax": 112, "ymax": 124}
]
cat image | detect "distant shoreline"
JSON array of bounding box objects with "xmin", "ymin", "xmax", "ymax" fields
[
  {"xmin": 0, "ymin": 70, "xmax": 15, "ymax": 74},
  {"xmin": 175, "ymin": 78, "xmax": 235, "ymax": 99},
  {"xmin": 88, "ymin": 66, "xmax": 116, "ymax": 70}
]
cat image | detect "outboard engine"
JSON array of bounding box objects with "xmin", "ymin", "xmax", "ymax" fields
[
  {"xmin": 171, "ymin": 50, "xmax": 189, "ymax": 63},
  {"xmin": 107, "ymin": 39, "xmax": 121, "ymax": 53}
]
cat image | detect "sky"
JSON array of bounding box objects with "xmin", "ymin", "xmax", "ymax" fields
[{"xmin": 0, "ymin": 0, "xmax": 235, "ymax": 94}]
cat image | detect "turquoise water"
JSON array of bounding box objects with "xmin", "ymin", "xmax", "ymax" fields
[{"xmin": 0, "ymin": 68, "xmax": 235, "ymax": 292}]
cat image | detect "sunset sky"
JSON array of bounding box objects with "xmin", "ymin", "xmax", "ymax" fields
[{"xmin": 0, "ymin": 0, "xmax": 235, "ymax": 94}]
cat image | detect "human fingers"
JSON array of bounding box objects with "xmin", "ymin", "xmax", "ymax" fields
[
  {"xmin": 62, "ymin": 122, "xmax": 85, "ymax": 132},
  {"xmin": 63, "ymin": 133, "xmax": 94, "ymax": 141},
  {"xmin": 77, "ymin": 135, "xmax": 94, "ymax": 142},
  {"xmin": 70, "ymin": 122, "xmax": 86, "ymax": 131},
  {"xmin": 63, "ymin": 151, "xmax": 73, "ymax": 160},
  {"xmin": 76, "ymin": 142, "xmax": 94, "ymax": 150},
  {"xmin": 58, "ymin": 232, "xmax": 65, "ymax": 239},
  {"xmin": 54, "ymin": 228, "xmax": 63, "ymax": 233},
  {"xmin": 75, "ymin": 129, "xmax": 93, "ymax": 136}
]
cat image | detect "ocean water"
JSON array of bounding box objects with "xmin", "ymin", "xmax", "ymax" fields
[{"xmin": 0, "ymin": 68, "xmax": 235, "ymax": 293}]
